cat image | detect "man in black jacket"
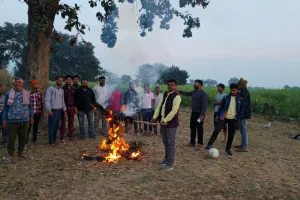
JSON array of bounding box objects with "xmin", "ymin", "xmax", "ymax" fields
[
  {"xmin": 236, "ymin": 78, "xmax": 251, "ymax": 152},
  {"xmin": 75, "ymin": 79, "xmax": 96, "ymax": 139}
]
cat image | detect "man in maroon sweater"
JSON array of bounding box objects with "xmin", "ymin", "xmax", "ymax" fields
[{"xmin": 60, "ymin": 75, "xmax": 77, "ymax": 142}]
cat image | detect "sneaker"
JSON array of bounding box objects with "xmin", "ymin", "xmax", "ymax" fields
[
  {"xmin": 19, "ymin": 153, "xmax": 33, "ymax": 159},
  {"xmin": 205, "ymin": 145, "xmax": 212, "ymax": 151},
  {"xmin": 234, "ymin": 145, "xmax": 241, "ymax": 148},
  {"xmin": 160, "ymin": 164, "xmax": 174, "ymax": 171},
  {"xmin": 160, "ymin": 160, "xmax": 168, "ymax": 165},
  {"xmin": 225, "ymin": 149, "xmax": 233, "ymax": 157},
  {"xmin": 236, "ymin": 148, "xmax": 248, "ymax": 152},
  {"xmin": 89, "ymin": 135, "xmax": 96, "ymax": 139},
  {"xmin": 69, "ymin": 137, "xmax": 77, "ymax": 142},
  {"xmin": 79, "ymin": 136, "xmax": 85, "ymax": 140},
  {"xmin": 2, "ymin": 156, "xmax": 12, "ymax": 164}
]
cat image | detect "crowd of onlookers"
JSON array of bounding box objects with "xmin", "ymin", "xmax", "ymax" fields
[{"xmin": 0, "ymin": 76, "xmax": 251, "ymax": 170}]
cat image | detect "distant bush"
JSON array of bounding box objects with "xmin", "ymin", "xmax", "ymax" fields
[{"xmin": 0, "ymin": 67, "xmax": 13, "ymax": 92}]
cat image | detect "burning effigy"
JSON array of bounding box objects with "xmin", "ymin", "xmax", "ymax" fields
[{"xmin": 81, "ymin": 105, "xmax": 143, "ymax": 163}]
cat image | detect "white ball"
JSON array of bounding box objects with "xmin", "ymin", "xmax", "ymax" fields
[{"xmin": 208, "ymin": 148, "xmax": 219, "ymax": 159}]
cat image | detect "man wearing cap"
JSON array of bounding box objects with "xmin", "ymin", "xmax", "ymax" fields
[
  {"xmin": 93, "ymin": 76, "xmax": 108, "ymax": 136},
  {"xmin": 60, "ymin": 75, "xmax": 77, "ymax": 142},
  {"xmin": 0, "ymin": 84, "xmax": 8, "ymax": 146},
  {"xmin": 235, "ymin": 78, "xmax": 251, "ymax": 152},
  {"xmin": 2, "ymin": 77, "xmax": 34, "ymax": 163},
  {"xmin": 26, "ymin": 80, "xmax": 43, "ymax": 147}
]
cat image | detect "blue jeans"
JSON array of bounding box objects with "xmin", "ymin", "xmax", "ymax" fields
[
  {"xmin": 48, "ymin": 110, "xmax": 62, "ymax": 145},
  {"xmin": 240, "ymin": 119, "xmax": 248, "ymax": 148},
  {"xmin": 141, "ymin": 108, "xmax": 153, "ymax": 131},
  {"xmin": 78, "ymin": 110, "xmax": 94, "ymax": 137}
]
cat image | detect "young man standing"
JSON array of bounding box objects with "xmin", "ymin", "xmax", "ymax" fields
[
  {"xmin": 60, "ymin": 75, "xmax": 77, "ymax": 142},
  {"xmin": 26, "ymin": 80, "xmax": 43, "ymax": 147},
  {"xmin": 134, "ymin": 79, "xmax": 144, "ymax": 132},
  {"xmin": 0, "ymin": 84, "xmax": 8, "ymax": 146},
  {"xmin": 75, "ymin": 79, "xmax": 96, "ymax": 139},
  {"xmin": 152, "ymin": 79, "xmax": 182, "ymax": 171},
  {"xmin": 2, "ymin": 78, "xmax": 34, "ymax": 163},
  {"xmin": 123, "ymin": 82, "xmax": 140, "ymax": 134},
  {"xmin": 178, "ymin": 80, "xmax": 208, "ymax": 150},
  {"xmin": 45, "ymin": 76, "xmax": 66, "ymax": 146},
  {"xmin": 205, "ymin": 83, "xmax": 244, "ymax": 157},
  {"xmin": 213, "ymin": 83, "xmax": 227, "ymax": 143},
  {"xmin": 93, "ymin": 76, "xmax": 108, "ymax": 136},
  {"xmin": 72, "ymin": 75, "xmax": 80, "ymax": 89},
  {"xmin": 109, "ymin": 86, "xmax": 123, "ymax": 115},
  {"xmin": 153, "ymin": 86, "xmax": 163, "ymax": 134},
  {"xmin": 236, "ymin": 78, "xmax": 251, "ymax": 152},
  {"xmin": 141, "ymin": 83, "xmax": 154, "ymax": 132}
]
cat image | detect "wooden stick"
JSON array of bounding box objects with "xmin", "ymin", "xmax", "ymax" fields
[{"xmin": 133, "ymin": 121, "xmax": 160, "ymax": 125}]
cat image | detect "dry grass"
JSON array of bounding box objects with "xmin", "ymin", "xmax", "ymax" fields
[{"xmin": 0, "ymin": 108, "xmax": 300, "ymax": 200}]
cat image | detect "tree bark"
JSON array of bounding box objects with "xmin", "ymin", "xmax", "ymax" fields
[{"xmin": 26, "ymin": 0, "xmax": 59, "ymax": 94}]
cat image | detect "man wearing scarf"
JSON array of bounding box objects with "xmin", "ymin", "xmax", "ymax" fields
[{"xmin": 2, "ymin": 77, "xmax": 34, "ymax": 163}]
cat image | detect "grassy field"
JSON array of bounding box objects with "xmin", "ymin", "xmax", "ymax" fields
[
  {"xmin": 1, "ymin": 109, "xmax": 300, "ymax": 200},
  {"xmin": 49, "ymin": 82, "xmax": 300, "ymax": 118}
]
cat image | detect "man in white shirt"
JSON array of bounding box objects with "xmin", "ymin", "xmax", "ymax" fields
[
  {"xmin": 141, "ymin": 83, "xmax": 154, "ymax": 133},
  {"xmin": 93, "ymin": 76, "xmax": 108, "ymax": 135},
  {"xmin": 153, "ymin": 86, "xmax": 163, "ymax": 134}
]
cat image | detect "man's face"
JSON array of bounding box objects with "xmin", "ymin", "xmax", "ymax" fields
[
  {"xmin": 31, "ymin": 83, "xmax": 38, "ymax": 90},
  {"xmin": 168, "ymin": 82, "xmax": 176, "ymax": 92},
  {"xmin": 81, "ymin": 80, "xmax": 88, "ymax": 88},
  {"xmin": 144, "ymin": 85, "xmax": 149, "ymax": 91},
  {"xmin": 99, "ymin": 78, "xmax": 105, "ymax": 86},
  {"xmin": 230, "ymin": 88, "xmax": 238, "ymax": 96},
  {"xmin": 217, "ymin": 86, "xmax": 223, "ymax": 93},
  {"xmin": 129, "ymin": 83, "xmax": 134, "ymax": 90},
  {"xmin": 56, "ymin": 78, "xmax": 63, "ymax": 86},
  {"xmin": 155, "ymin": 88, "xmax": 160, "ymax": 94},
  {"xmin": 65, "ymin": 78, "xmax": 72, "ymax": 85},
  {"xmin": 194, "ymin": 82, "xmax": 200, "ymax": 90},
  {"xmin": 14, "ymin": 80, "xmax": 23, "ymax": 90},
  {"xmin": 0, "ymin": 87, "xmax": 3, "ymax": 94},
  {"xmin": 73, "ymin": 78, "xmax": 79, "ymax": 84}
]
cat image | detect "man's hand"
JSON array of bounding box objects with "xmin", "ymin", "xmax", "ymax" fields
[
  {"xmin": 215, "ymin": 116, "xmax": 219, "ymax": 120},
  {"xmin": 213, "ymin": 100, "xmax": 217, "ymax": 105},
  {"xmin": 151, "ymin": 118, "xmax": 156, "ymax": 123},
  {"xmin": 160, "ymin": 121, "xmax": 167, "ymax": 126},
  {"xmin": 200, "ymin": 115, "xmax": 205, "ymax": 122},
  {"xmin": 2, "ymin": 122, "xmax": 7, "ymax": 128},
  {"xmin": 48, "ymin": 110, "xmax": 53, "ymax": 116},
  {"xmin": 30, "ymin": 119, "xmax": 34, "ymax": 125},
  {"xmin": 75, "ymin": 107, "xmax": 78, "ymax": 115}
]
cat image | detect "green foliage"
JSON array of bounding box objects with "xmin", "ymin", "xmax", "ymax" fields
[
  {"xmin": 159, "ymin": 65, "xmax": 190, "ymax": 85},
  {"xmin": 0, "ymin": 67, "xmax": 13, "ymax": 91},
  {"xmin": 228, "ymin": 77, "xmax": 239, "ymax": 85},
  {"xmin": 121, "ymin": 74, "xmax": 132, "ymax": 84}
]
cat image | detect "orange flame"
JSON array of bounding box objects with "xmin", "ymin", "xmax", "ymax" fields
[{"xmin": 98, "ymin": 110, "xmax": 140, "ymax": 163}]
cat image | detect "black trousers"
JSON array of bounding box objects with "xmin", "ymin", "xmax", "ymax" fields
[
  {"xmin": 190, "ymin": 112, "xmax": 204, "ymax": 145},
  {"xmin": 213, "ymin": 112, "xmax": 227, "ymax": 131},
  {"xmin": 27, "ymin": 113, "xmax": 41, "ymax": 144},
  {"xmin": 208, "ymin": 118, "xmax": 237, "ymax": 150}
]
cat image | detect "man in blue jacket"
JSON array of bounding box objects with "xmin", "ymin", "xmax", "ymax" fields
[{"xmin": 205, "ymin": 83, "xmax": 244, "ymax": 157}]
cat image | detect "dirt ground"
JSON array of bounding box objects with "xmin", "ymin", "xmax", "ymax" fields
[{"xmin": 0, "ymin": 108, "xmax": 300, "ymax": 200}]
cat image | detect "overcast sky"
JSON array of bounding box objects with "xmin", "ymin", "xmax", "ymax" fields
[{"xmin": 0, "ymin": 0, "xmax": 299, "ymax": 88}]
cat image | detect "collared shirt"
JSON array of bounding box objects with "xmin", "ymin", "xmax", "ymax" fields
[
  {"xmin": 154, "ymin": 93, "xmax": 163, "ymax": 110},
  {"xmin": 153, "ymin": 91, "xmax": 182, "ymax": 123},
  {"xmin": 62, "ymin": 85, "xmax": 76, "ymax": 106},
  {"xmin": 30, "ymin": 91, "xmax": 43, "ymax": 114},
  {"xmin": 141, "ymin": 91, "xmax": 154, "ymax": 109},
  {"xmin": 93, "ymin": 84, "xmax": 108, "ymax": 106},
  {"xmin": 45, "ymin": 86, "xmax": 66, "ymax": 111}
]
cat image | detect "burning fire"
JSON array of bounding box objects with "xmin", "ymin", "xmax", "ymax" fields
[{"xmin": 98, "ymin": 110, "xmax": 141, "ymax": 163}]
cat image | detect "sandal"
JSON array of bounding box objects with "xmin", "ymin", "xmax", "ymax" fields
[{"xmin": 19, "ymin": 153, "xmax": 33, "ymax": 159}]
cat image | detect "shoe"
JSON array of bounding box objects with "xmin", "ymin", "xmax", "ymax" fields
[
  {"xmin": 69, "ymin": 137, "xmax": 77, "ymax": 142},
  {"xmin": 61, "ymin": 139, "xmax": 65, "ymax": 144},
  {"xmin": 236, "ymin": 148, "xmax": 248, "ymax": 152},
  {"xmin": 79, "ymin": 136, "xmax": 85, "ymax": 140},
  {"xmin": 19, "ymin": 153, "xmax": 33, "ymax": 159},
  {"xmin": 2, "ymin": 156, "xmax": 12, "ymax": 164},
  {"xmin": 160, "ymin": 160, "xmax": 168, "ymax": 165},
  {"xmin": 225, "ymin": 149, "xmax": 233, "ymax": 157},
  {"xmin": 160, "ymin": 164, "xmax": 174, "ymax": 171},
  {"xmin": 187, "ymin": 143, "xmax": 195, "ymax": 147},
  {"xmin": 234, "ymin": 145, "xmax": 241, "ymax": 148},
  {"xmin": 198, "ymin": 144, "xmax": 204, "ymax": 151},
  {"xmin": 50, "ymin": 144, "xmax": 55, "ymax": 147},
  {"xmin": 89, "ymin": 135, "xmax": 96, "ymax": 139},
  {"xmin": 205, "ymin": 145, "xmax": 212, "ymax": 151}
]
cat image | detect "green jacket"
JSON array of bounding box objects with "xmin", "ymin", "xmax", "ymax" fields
[{"xmin": 239, "ymin": 88, "xmax": 251, "ymax": 119}]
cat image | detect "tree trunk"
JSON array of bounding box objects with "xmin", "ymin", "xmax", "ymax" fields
[{"xmin": 26, "ymin": 0, "xmax": 59, "ymax": 94}]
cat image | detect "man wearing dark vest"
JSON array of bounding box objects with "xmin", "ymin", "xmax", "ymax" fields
[{"xmin": 152, "ymin": 79, "xmax": 182, "ymax": 171}]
